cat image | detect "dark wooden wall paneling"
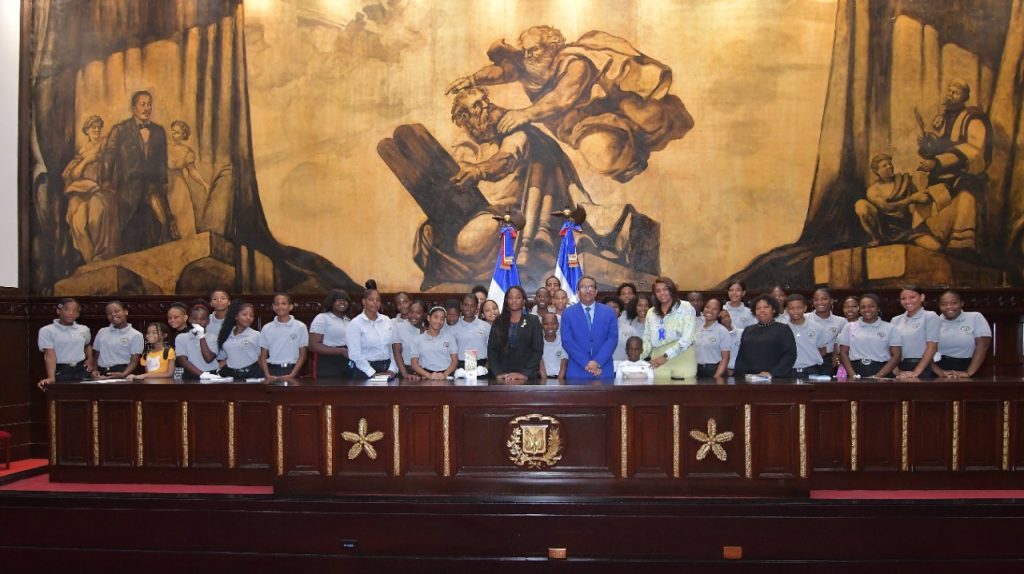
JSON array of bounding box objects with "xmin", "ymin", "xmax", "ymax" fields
[{"xmin": 0, "ymin": 291, "xmax": 32, "ymax": 459}]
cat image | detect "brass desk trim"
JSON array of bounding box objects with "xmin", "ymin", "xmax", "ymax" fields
[
  {"xmin": 900, "ymin": 401, "xmax": 909, "ymax": 472},
  {"xmin": 275, "ymin": 404, "xmax": 284, "ymax": 476},
  {"xmin": 672, "ymin": 404, "xmax": 680, "ymax": 478},
  {"xmin": 952, "ymin": 400, "xmax": 961, "ymax": 471},
  {"xmin": 620, "ymin": 405, "xmax": 628, "ymax": 478},
  {"xmin": 181, "ymin": 401, "xmax": 189, "ymax": 469},
  {"xmin": 228, "ymin": 402, "xmax": 236, "ymax": 469},
  {"xmin": 135, "ymin": 401, "xmax": 143, "ymax": 467},
  {"xmin": 798, "ymin": 404, "xmax": 807, "ymax": 479},
  {"xmin": 442, "ymin": 404, "xmax": 451, "ymax": 477},
  {"xmin": 850, "ymin": 401, "xmax": 858, "ymax": 472},
  {"xmin": 744, "ymin": 404, "xmax": 752, "ymax": 479},
  {"xmin": 1003, "ymin": 401, "xmax": 1011, "ymax": 471},
  {"xmin": 392, "ymin": 404, "xmax": 401, "ymax": 476},
  {"xmin": 325, "ymin": 404, "xmax": 334, "ymax": 476},
  {"xmin": 92, "ymin": 401, "xmax": 99, "ymax": 466}
]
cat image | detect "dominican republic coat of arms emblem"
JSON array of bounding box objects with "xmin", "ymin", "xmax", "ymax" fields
[{"xmin": 506, "ymin": 414, "xmax": 564, "ymax": 469}]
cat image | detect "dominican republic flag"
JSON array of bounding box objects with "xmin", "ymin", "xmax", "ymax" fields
[
  {"xmin": 554, "ymin": 219, "xmax": 583, "ymax": 304},
  {"xmin": 487, "ymin": 223, "xmax": 522, "ymax": 312}
]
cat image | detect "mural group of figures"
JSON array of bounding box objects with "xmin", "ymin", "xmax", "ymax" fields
[
  {"xmin": 381, "ymin": 25, "xmax": 692, "ymax": 289},
  {"xmin": 30, "ymin": 0, "xmax": 1024, "ymax": 296},
  {"xmin": 856, "ymin": 80, "xmax": 991, "ymax": 254},
  {"xmin": 386, "ymin": 22, "xmax": 1006, "ymax": 292},
  {"xmin": 62, "ymin": 91, "xmax": 214, "ymax": 264}
]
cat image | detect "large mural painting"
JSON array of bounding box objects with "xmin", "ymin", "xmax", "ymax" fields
[
  {"xmin": 379, "ymin": 25, "xmax": 691, "ymax": 289},
  {"xmin": 25, "ymin": 0, "xmax": 1024, "ymax": 295}
]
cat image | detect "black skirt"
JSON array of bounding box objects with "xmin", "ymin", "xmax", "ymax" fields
[
  {"xmin": 221, "ymin": 362, "xmax": 260, "ymax": 379},
  {"xmin": 267, "ymin": 363, "xmax": 296, "ymax": 377},
  {"xmin": 851, "ymin": 359, "xmax": 888, "ymax": 377},
  {"xmin": 55, "ymin": 361, "xmax": 88, "ymax": 382},
  {"xmin": 898, "ymin": 358, "xmax": 936, "ymax": 380},
  {"xmin": 314, "ymin": 353, "xmax": 352, "ymax": 379},
  {"xmin": 351, "ymin": 359, "xmax": 392, "ymax": 380},
  {"xmin": 696, "ymin": 363, "xmax": 721, "ymax": 378},
  {"xmin": 935, "ymin": 356, "xmax": 972, "ymax": 372},
  {"xmin": 818, "ymin": 360, "xmax": 838, "ymax": 376},
  {"xmin": 96, "ymin": 364, "xmax": 129, "ymax": 376}
]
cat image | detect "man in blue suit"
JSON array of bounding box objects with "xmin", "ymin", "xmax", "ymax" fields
[{"xmin": 560, "ymin": 275, "xmax": 618, "ymax": 379}]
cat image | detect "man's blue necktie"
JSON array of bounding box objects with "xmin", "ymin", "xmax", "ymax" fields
[{"xmin": 585, "ymin": 305, "xmax": 592, "ymax": 329}]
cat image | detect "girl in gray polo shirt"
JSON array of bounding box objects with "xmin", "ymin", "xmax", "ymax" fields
[
  {"xmin": 176, "ymin": 302, "xmax": 221, "ymax": 378},
  {"xmin": 837, "ymin": 294, "xmax": 903, "ymax": 378},
  {"xmin": 411, "ymin": 306, "xmax": 458, "ymax": 380},
  {"xmin": 259, "ymin": 293, "xmax": 309, "ymax": 379},
  {"xmin": 92, "ymin": 301, "xmax": 144, "ymax": 378},
  {"xmin": 215, "ymin": 300, "xmax": 262, "ymax": 379},
  {"xmin": 450, "ymin": 294, "xmax": 491, "ymax": 369},
  {"xmin": 932, "ymin": 290, "xmax": 992, "ymax": 378},
  {"xmin": 37, "ymin": 298, "xmax": 93, "ymax": 389}
]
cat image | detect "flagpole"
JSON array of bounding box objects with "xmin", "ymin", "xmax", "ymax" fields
[
  {"xmin": 487, "ymin": 209, "xmax": 525, "ymax": 312},
  {"xmin": 552, "ymin": 205, "xmax": 586, "ymax": 304}
]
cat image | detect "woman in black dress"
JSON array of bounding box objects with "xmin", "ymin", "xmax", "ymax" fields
[
  {"xmin": 733, "ymin": 294, "xmax": 797, "ymax": 379},
  {"xmin": 487, "ymin": 286, "xmax": 544, "ymax": 382}
]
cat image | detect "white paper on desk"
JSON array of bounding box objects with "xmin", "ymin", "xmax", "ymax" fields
[
  {"xmin": 198, "ymin": 374, "xmax": 234, "ymax": 382},
  {"xmin": 88, "ymin": 378, "xmax": 129, "ymax": 383},
  {"xmin": 245, "ymin": 378, "xmax": 266, "ymax": 383},
  {"xmin": 744, "ymin": 374, "xmax": 772, "ymax": 382},
  {"xmin": 369, "ymin": 374, "xmax": 391, "ymax": 382}
]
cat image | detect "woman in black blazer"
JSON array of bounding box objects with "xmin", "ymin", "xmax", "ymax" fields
[{"xmin": 487, "ymin": 286, "xmax": 544, "ymax": 382}]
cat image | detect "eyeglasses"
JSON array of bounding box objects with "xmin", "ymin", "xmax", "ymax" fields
[{"xmin": 579, "ymin": 285, "xmax": 597, "ymax": 292}]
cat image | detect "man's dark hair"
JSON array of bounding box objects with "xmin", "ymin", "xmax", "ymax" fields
[{"xmin": 131, "ymin": 90, "xmax": 153, "ymax": 107}]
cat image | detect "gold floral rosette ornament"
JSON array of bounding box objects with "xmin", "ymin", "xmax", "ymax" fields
[{"xmin": 689, "ymin": 418, "xmax": 734, "ymax": 462}]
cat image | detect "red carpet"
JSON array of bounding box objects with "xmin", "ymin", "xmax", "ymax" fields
[
  {"xmin": 0, "ymin": 472, "xmax": 272, "ymax": 494},
  {"xmin": 0, "ymin": 458, "xmax": 48, "ymax": 478}
]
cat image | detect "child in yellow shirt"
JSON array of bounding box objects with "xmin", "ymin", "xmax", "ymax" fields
[{"xmin": 128, "ymin": 323, "xmax": 175, "ymax": 380}]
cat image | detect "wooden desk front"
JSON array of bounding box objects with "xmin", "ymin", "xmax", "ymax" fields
[{"xmin": 46, "ymin": 378, "xmax": 1024, "ymax": 496}]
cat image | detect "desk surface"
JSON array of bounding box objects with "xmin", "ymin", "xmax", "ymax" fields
[{"xmin": 49, "ymin": 374, "xmax": 1024, "ymax": 389}]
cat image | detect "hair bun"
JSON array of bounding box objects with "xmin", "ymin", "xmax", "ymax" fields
[{"xmin": 365, "ymin": 279, "xmax": 378, "ymax": 291}]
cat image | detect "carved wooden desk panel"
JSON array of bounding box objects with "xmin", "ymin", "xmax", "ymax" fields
[
  {"xmin": 45, "ymin": 378, "xmax": 1024, "ymax": 495},
  {"xmin": 48, "ymin": 382, "xmax": 274, "ymax": 485},
  {"xmin": 809, "ymin": 382, "xmax": 1024, "ymax": 488}
]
